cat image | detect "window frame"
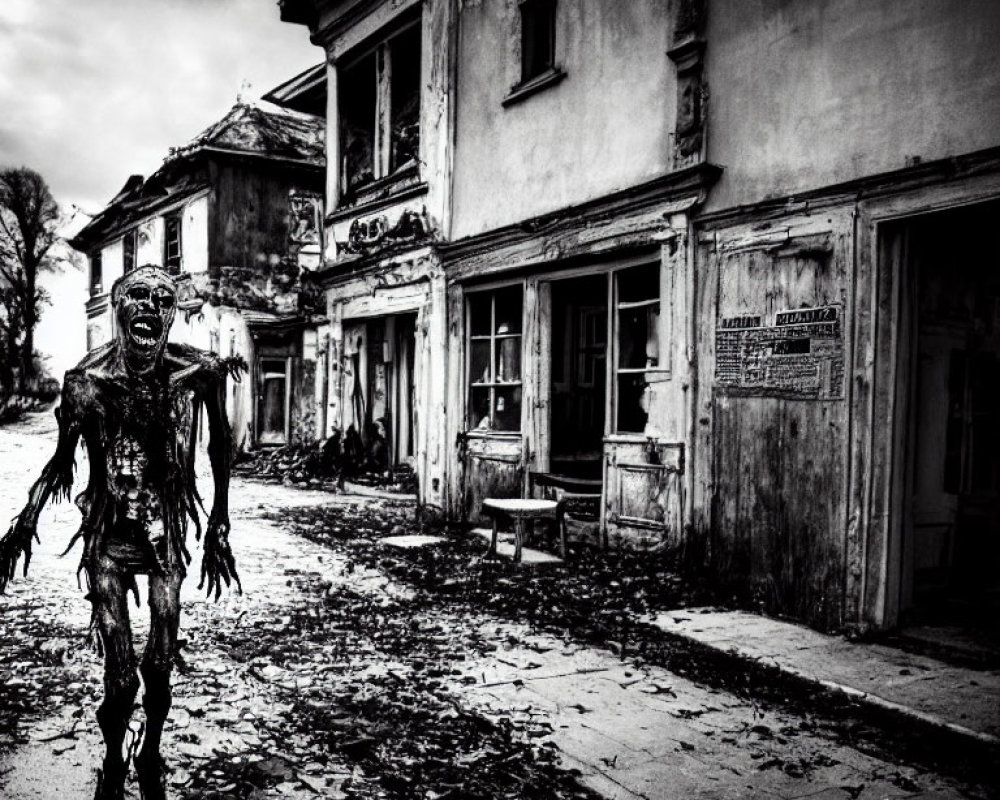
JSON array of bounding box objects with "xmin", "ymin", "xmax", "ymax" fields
[
  {"xmin": 163, "ymin": 211, "xmax": 182, "ymax": 274},
  {"xmin": 610, "ymin": 262, "xmax": 667, "ymax": 435},
  {"xmin": 519, "ymin": 0, "xmax": 556, "ymax": 83},
  {"xmin": 89, "ymin": 250, "xmax": 103, "ymax": 296},
  {"xmin": 338, "ymin": 14, "xmax": 422, "ymax": 198},
  {"xmin": 465, "ymin": 283, "xmax": 525, "ymax": 433},
  {"xmin": 503, "ymin": 0, "xmax": 565, "ymax": 107},
  {"xmin": 123, "ymin": 228, "xmax": 137, "ymax": 274}
]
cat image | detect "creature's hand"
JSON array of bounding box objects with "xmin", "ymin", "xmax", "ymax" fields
[
  {"xmin": 0, "ymin": 512, "xmax": 37, "ymax": 594},
  {"xmin": 199, "ymin": 512, "xmax": 241, "ymax": 601}
]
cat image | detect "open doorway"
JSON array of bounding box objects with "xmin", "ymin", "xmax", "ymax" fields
[
  {"xmin": 550, "ymin": 274, "xmax": 608, "ymax": 480},
  {"xmin": 896, "ymin": 199, "xmax": 1000, "ymax": 647},
  {"xmin": 343, "ymin": 313, "xmax": 417, "ymax": 474}
]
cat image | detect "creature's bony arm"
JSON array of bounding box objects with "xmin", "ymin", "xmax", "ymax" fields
[
  {"xmin": 0, "ymin": 403, "xmax": 80, "ymax": 593},
  {"xmin": 198, "ymin": 373, "xmax": 242, "ymax": 600}
]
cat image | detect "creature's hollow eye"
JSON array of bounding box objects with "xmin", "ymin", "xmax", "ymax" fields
[
  {"xmin": 153, "ymin": 289, "xmax": 175, "ymax": 309},
  {"xmin": 127, "ymin": 286, "xmax": 151, "ymax": 302}
]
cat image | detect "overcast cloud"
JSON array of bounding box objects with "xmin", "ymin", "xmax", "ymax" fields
[{"xmin": 0, "ymin": 0, "xmax": 322, "ymax": 213}]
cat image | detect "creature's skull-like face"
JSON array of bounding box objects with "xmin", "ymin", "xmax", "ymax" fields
[{"xmin": 113, "ymin": 266, "xmax": 177, "ymax": 373}]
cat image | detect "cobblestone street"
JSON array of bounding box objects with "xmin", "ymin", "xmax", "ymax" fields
[{"xmin": 0, "ymin": 412, "xmax": 992, "ymax": 800}]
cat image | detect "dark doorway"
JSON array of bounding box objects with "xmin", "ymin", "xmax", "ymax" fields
[
  {"xmin": 550, "ymin": 275, "xmax": 608, "ymax": 479},
  {"xmin": 256, "ymin": 356, "xmax": 290, "ymax": 446},
  {"xmin": 899, "ymin": 199, "xmax": 1000, "ymax": 643}
]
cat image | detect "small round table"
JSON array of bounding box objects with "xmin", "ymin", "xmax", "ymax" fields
[{"xmin": 482, "ymin": 498, "xmax": 560, "ymax": 562}]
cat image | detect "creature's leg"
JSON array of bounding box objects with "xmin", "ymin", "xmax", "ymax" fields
[
  {"xmin": 91, "ymin": 555, "xmax": 139, "ymax": 800},
  {"xmin": 136, "ymin": 569, "xmax": 181, "ymax": 773}
]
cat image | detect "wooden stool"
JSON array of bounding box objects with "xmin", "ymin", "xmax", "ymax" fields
[{"xmin": 482, "ymin": 498, "xmax": 560, "ymax": 562}]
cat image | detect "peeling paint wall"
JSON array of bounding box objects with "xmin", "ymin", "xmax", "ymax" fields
[
  {"xmin": 452, "ymin": 0, "xmax": 676, "ymax": 238},
  {"xmin": 704, "ymin": 0, "xmax": 1000, "ymax": 212}
]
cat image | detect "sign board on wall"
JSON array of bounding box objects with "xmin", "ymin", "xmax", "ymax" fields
[{"xmin": 715, "ymin": 305, "xmax": 844, "ymax": 399}]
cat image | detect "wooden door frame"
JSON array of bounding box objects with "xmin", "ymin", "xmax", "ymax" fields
[{"xmin": 855, "ymin": 175, "xmax": 1000, "ymax": 629}]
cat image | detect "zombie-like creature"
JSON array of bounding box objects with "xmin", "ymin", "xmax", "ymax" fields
[{"xmin": 0, "ymin": 265, "xmax": 245, "ymax": 800}]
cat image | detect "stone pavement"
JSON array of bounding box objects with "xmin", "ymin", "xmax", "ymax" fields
[
  {"xmin": 652, "ymin": 609, "xmax": 1000, "ymax": 746},
  {"xmin": 452, "ymin": 622, "xmax": 982, "ymax": 800}
]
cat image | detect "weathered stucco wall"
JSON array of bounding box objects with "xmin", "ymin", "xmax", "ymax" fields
[
  {"xmin": 704, "ymin": 0, "xmax": 1000, "ymax": 212},
  {"xmin": 451, "ymin": 0, "xmax": 675, "ymax": 239}
]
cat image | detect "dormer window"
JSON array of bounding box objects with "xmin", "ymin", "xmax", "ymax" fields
[{"xmin": 339, "ymin": 18, "xmax": 421, "ymax": 196}]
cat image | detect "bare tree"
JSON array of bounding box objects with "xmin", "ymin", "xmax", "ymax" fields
[{"xmin": 0, "ymin": 167, "xmax": 60, "ymax": 393}]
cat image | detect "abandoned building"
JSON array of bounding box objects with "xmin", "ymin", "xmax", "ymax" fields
[
  {"xmin": 284, "ymin": 0, "xmax": 1000, "ymax": 634},
  {"xmin": 70, "ymin": 100, "xmax": 326, "ymax": 451}
]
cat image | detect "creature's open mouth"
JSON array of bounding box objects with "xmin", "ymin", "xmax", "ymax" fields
[{"xmin": 128, "ymin": 317, "xmax": 163, "ymax": 349}]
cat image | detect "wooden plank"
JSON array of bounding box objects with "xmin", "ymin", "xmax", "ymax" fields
[{"xmin": 705, "ymin": 218, "xmax": 851, "ymax": 630}]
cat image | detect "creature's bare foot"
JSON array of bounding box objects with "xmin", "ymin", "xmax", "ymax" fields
[
  {"xmin": 135, "ymin": 750, "xmax": 168, "ymax": 800},
  {"xmin": 94, "ymin": 758, "xmax": 127, "ymax": 800}
]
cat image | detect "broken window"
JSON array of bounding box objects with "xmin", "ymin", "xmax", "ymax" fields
[
  {"xmin": 520, "ymin": 0, "xmax": 556, "ymax": 82},
  {"xmin": 123, "ymin": 229, "xmax": 137, "ymax": 273},
  {"xmin": 90, "ymin": 251, "xmax": 103, "ymax": 295},
  {"xmin": 163, "ymin": 211, "xmax": 182, "ymax": 274},
  {"xmin": 339, "ymin": 18, "xmax": 422, "ymax": 195},
  {"xmin": 614, "ymin": 263, "xmax": 661, "ymax": 433},
  {"xmin": 468, "ymin": 286, "xmax": 523, "ymax": 432}
]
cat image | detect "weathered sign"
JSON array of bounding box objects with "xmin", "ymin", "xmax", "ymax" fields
[{"xmin": 715, "ymin": 305, "xmax": 844, "ymax": 399}]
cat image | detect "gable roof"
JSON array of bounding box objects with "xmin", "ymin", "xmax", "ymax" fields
[
  {"xmin": 70, "ymin": 101, "xmax": 325, "ymax": 252},
  {"xmin": 168, "ymin": 100, "xmax": 325, "ymax": 165}
]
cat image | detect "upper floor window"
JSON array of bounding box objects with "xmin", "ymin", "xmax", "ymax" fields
[
  {"xmin": 340, "ymin": 19, "xmax": 421, "ymax": 195},
  {"xmin": 163, "ymin": 211, "xmax": 182, "ymax": 273},
  {"xmin": 520, "ymin": 0, "xmax": 556, "ymax": 83},
  {"xmin": 123, "ymin": 229, "xmax": 137, "ymax": 273},
  {"xmin": 89, "ymin": 251, "xmax": 103, "ymax": 296}
]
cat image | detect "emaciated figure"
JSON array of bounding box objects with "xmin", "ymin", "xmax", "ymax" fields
[{"xmin": 0, "ymin": 265, "xmax": 245, "ymax": 800}]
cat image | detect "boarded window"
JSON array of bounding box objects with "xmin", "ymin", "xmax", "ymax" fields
[
  {"xmin": 468, "ymin": 286, "xmax": 523, "ymax": 432},
  {"xmin": 339, "ymin": 18, "xmax": 422, "ymax": 194},
  {"xmin": 520, "ymin": 0, "xmax": 556, "ymax": 82},
  {"xmin": 614, "ymin": 263, "xmax": 661, "ymax": 433},
  {"xmin": 163, "ymin": 212, "xmax": 182, "ymax": 274}
]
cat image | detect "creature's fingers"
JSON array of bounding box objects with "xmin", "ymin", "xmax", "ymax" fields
[{"xmin": 222, "ymin": 545, "xmax": 242, "ymax": 595}]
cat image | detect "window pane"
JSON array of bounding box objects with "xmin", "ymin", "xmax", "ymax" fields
[
  {"xmin": 341, "ymin": 53, "xmax": 377, "ymax": 190},
  {"xmin": 496, "ymin": 337, "xmax": 521, "ymax": 383},
  {"xmin": 618, "ymin": 305, "xmax": 660, "ymax": 369},
  {"xmin": 468, "ymin": 293, "xmax": 491, "ymax": 336},
  {"xmin": 469, "ymin": 386, "xmax": 492, "ymax": 430},
  {"xmin": 470, "ymin": 340, "xmax": 491, "ymax": 385},
  {"xmin": 617, "ymin": 263, "xmax": 659, "ymax": 304},
  {"xmin": 617, "ymin": 373, "xmax": 648, "ymax": 433},
  {"xmin": 494, "ymin": 385, "xmax": 522, "ymax": 431},
  {"xmin": 390, "ymin": 25, "xmax": 421, "ymax": 173},
  {"xmin": 494, "ymin": 286, "xmax": 523, "ymax": 334}
]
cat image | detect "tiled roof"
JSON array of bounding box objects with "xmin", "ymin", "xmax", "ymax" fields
[{"xmin": 70, "ymin": 101, "xmax": 324, "ymax": 251}]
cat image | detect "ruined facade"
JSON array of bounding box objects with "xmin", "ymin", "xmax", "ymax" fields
[
  {"xmin": 71, "ymin": 101, "xmax": 326, "ymax": 451},
  {"xmin": 282, "ymin": 0, "xmax": 1000, "ymax": 632}
]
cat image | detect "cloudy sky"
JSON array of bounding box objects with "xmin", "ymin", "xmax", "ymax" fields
[
  {"xmin": 0, "ymin": 0, "xmax": 322, "ymax": 214},
  {"xmin": 0, "ymin": 0, "xmax": 323, "ymax": 376}
]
